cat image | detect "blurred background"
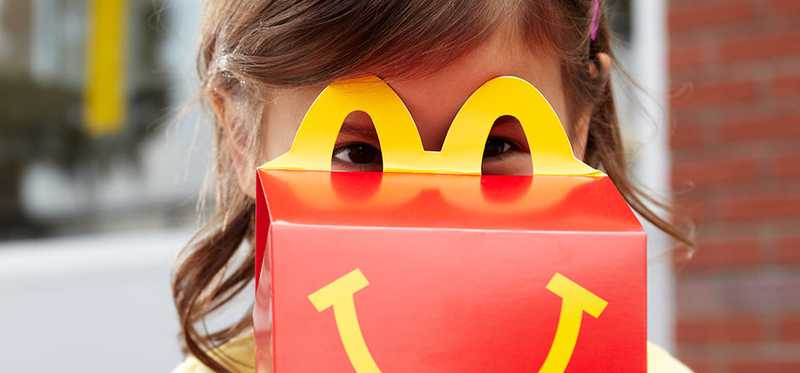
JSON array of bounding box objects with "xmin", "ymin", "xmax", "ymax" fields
[
  {"xmin": 0, "ymin": 0, "xmax": 207, "ymax": 371},
  {"xmin": 0, "ymin": 0, "xmax": 796, "ymax": 372}
]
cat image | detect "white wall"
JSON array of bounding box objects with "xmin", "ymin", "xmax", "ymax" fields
[
  {"xmin": 630, "ymin": 0, "xmax": 676, "ymax": 350},
  {"xmin": 610, "ymin": 0, "xmax": 675, "ymax": 351}
]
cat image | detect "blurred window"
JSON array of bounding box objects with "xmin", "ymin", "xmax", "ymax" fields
[{"xmin": 0, "ymin": 1, "xmax": 181, "ymax": 239}]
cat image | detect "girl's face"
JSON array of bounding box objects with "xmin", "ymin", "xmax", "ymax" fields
[{"xmin": 244, "ymin": 27, "xmax": 592, "ymax": 195}]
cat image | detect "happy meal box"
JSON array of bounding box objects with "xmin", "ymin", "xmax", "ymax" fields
[{"xmin": 253, "ymin": 76, "xmax": 646, "ymax": 372}]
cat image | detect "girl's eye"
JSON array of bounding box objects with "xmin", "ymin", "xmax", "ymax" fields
[
  {"xmin": 331, "ymin": 137, "xmax": 520, "ymax": 171},
  {"xmin": 483, "ymin": 137, "xmax": 518, "ymax": 159},
  {"xmin": 333, "ymin": 142, "xmax": 382, "ymax": 167}
]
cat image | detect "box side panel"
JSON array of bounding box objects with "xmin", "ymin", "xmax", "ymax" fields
[
  {"xmin": 268, "ymin": 225, "xmax": 646, "ymax": 372},
  {"xmin": 253, "ymin": 220, "xmax": 274, "ymax": 372},
  {"xmin": 255, "ymin": 171, "xmax": 270, "ymax": 288}
]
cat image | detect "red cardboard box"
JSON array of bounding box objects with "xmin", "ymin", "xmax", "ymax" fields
[{"xmin": 254, "ymin": 76, "xmax": 646, "ymax": 372}]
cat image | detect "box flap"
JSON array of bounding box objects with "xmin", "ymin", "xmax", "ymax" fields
[{"xmin": 257, "ymin": 169, "xmax": 642, "ymax": 233}]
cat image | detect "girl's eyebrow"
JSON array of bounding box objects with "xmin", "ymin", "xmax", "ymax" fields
[
  {"xmin": 338, "ymin": 116, "xmax": 523, "ymax": 139},
  {"xmin": 338, "ymin": 120, "xmax": 379, "ymax": 139}
]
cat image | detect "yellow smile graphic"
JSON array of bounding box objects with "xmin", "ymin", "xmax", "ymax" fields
[{"xmin": 309, "ymin": 269, "xmax": 608, "ymax": 373}]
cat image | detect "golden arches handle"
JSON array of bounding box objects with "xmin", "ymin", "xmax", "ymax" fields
[
  {"xmin": 442, "ymin": 77, "xmax": 601, "ymax": 176},
  {"xmin": 265, "ymin": 77, "xmax": 425, "ymax": 174},
  {"xmin": 262, "ymin": 76, "xmax": 602, "ymax": 176}
]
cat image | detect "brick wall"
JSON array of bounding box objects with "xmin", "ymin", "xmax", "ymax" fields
[{"xmin": 668, "ymin": 0, "xmax": 800, "ymax": 372}]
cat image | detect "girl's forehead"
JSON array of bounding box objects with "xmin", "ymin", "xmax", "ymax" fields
[
  {"xmin": 264, "ymin": 33, "xmax": 567, "ymax": 156},
  {"xmin": 276, "ymin": 30, "xmax": 562, "ymax": 114},
  {"xmin": 385, "ymin": 35, "xmax": 564, "ymax": 148}
]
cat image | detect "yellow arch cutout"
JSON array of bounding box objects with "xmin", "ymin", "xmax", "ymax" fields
[
  {"xmin": 263, "ymin": 76, "xmax": 603, "ymax": 176},
  {"xmin": 308, "ymin": 269, "xmax": 608, "ymax": 372}
]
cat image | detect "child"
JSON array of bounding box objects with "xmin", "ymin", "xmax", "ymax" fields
[{"xmin": 172, "ymin": 1, "xmax": 693, "ymax": 372}]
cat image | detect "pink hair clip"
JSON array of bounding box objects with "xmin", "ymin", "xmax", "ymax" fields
[{"xmin": 590, "ymin": 0, "xmax": 601, "ymax": 41}]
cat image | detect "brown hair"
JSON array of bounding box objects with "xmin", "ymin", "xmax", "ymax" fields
[{"xmin": 173, "ymin": 1, "xmax": 693, "ymax": 371}]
